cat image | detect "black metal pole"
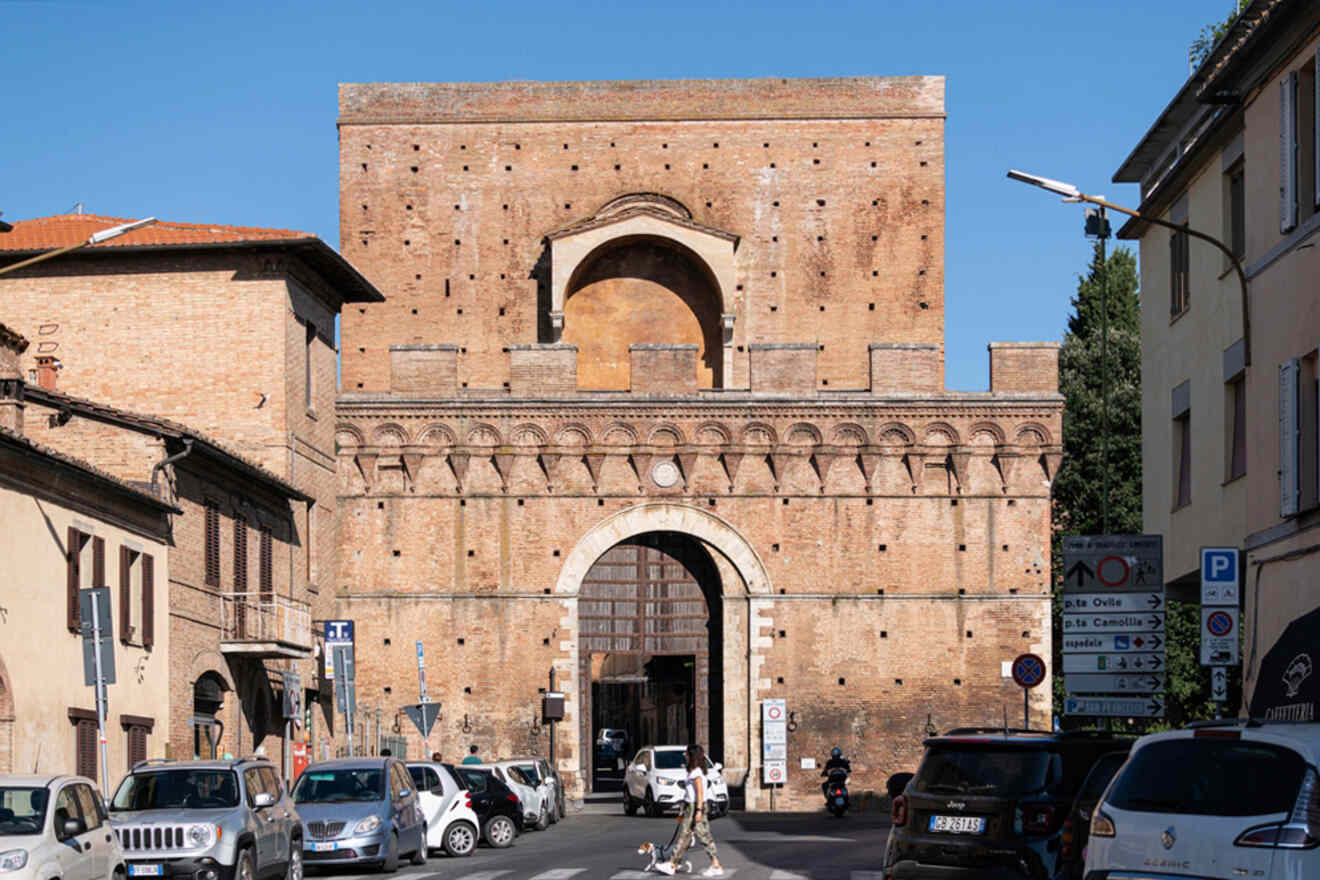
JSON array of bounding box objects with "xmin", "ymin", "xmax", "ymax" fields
[
  {"xmin": 1023, "ymin": 687, "xmax": 1029, "ymax": 729},
  {"xmin": 1099, "ymin": 205, "xmax": 1110, "ymax": 536},
  {"xmin": 549, "ymin": 668, "xmax": 556, "ymax": 764}
]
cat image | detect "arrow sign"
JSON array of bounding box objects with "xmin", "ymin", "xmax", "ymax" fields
[
  {"xmin": 1064, "ymin": 695, "xmax": 1164, "ymax": 717},
  {"xmin": 1062, "ymin": 652, "xmax": 1165, "ymax": 673},
  {"xmin": 403, "ymin": 702, "xmax": 442, "ymax": 738},
  {"xmin": 1065, "ymin": 673, "xmax": 1165, "ymax": 694},
  {"xmin": 1061, "ymin": 592, "xmax": 1164, "ymax": 613},
  {"xmin": 1062, "ymin": 613, "xmax": 1165, "ymax": 633},
  {"xmin": 1211, "ymin": 667, "xmax": 1228, "ymax": 702},
  {"xmin": 1062, "ymin": 632, "xmax": 1164, "ymax": 653},
  {"xmin": 1065, "ymin": 560, "xmax": 1095, "ymax": 587}
]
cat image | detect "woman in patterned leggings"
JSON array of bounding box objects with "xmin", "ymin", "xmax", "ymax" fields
[{"xmin": 656, "ymin": 744, "xmax": 723, "ymax": 877}]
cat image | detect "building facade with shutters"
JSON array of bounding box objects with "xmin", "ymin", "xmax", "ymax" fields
[
  {"xmin": 0, "ymin": 216, "xmax": 383, "ymax": 781},
  {"xmin": 336, "ymin": 77, "xmax": 1065, "ymax": 808},
  {"xmin": 1114, "ymin": 0, "xmax": 1320, "ymax": 716},
  {"xmin": 0, "ymin": 324, "xmax": 173, "ymax": 784}
]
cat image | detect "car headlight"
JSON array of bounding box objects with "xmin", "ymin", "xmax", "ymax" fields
[
  {"xmin": 354, "ymin": 815, "xmax": 382, "ymax": 834},
  {"xmin": 658, "ymin": 776, "xmax": 681, "ymax": 786},
  {"xmin": 0, "ymin": 850, "xmax": 28, "ymax": 873},
  {"xmin": 188, "ymin": 824, "xmax": 216, "ymax": 847}
]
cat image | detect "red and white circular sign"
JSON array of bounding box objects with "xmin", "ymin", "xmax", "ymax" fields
[
  {"xmin": 766, "ymin": 704, "xmax": 783, "ymax": 721},
  {"xmin": 767, "ymin": 765, "xmax": 784, "ymax": 783}
]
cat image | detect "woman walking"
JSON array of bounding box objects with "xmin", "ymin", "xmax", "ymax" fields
[{"xmin": 656, "ymin": 744, "xmax": 724, "ymax": 877}]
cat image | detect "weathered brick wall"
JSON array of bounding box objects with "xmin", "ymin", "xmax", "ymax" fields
[
  {"xmin": 870, "ymin": 343, "xmax": 942, "ymax": 393},
  {"xmin": 630, "ymin": 345, "xmax": 698, "ymax": 393},
  {"xmin": 390, "ymin": 344, "xmax": 458, "ymax": 396},
  {"xmin": 989, "ymin": 343, "xmax": 1060, "ymax": 394},
  {"xmin": 748, "ymin": 344, "xmax": 819, "ymax": 395},
  {"xmin": 508, "ymin": 345, "xmax": 577, "ymax": 396},
  {"xmin": 338, "ymin": 77, "xmax": 947, "ymax": 394}
]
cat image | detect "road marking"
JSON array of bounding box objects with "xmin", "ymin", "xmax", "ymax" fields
[
  {"xmin": 452, "ymin": 872, "xmax": 512, "ymax": 880},
  {"xmin": 610, "ymin": 872, "xmax": 653, "ymax": 880},
  {"xmin": 851, "ymin": 873, "xmax": 887, "ymax": 880},
  {"xmin": 530, "ymin": 872, "xmax": 587, "ymax": 880},
  {"xmin": 769, "ymin": 871, "xmax": 809, "ymax": 880}
]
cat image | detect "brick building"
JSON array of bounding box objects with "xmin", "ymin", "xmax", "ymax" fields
[
  {"xmin": 0, "ymin": 216, "xmax": 383, "ymax": 780},
  {"xmin": 335, "ymin": 77, "xmax": 1064, "ymax": 808}
]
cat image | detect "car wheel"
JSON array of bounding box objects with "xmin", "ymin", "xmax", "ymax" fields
[
  {"xmin": 379, "ymin": 831, "xmax": 399, "ymax": 874},
  {"xmin": 409, "ymin": 826, "xmax": 427, "ymax": 866},
  {"xmin": 236, "ymin": 847, "xmax": 256, "ymax": 880},
  {"xmin": 533, "ymin": 805, "xmax": 549, "ymax": 831},
  {"xmin": 624, "ymin": 791, "xmax": 638, "ymax": 816},
  {"xmin": 483, "ymin": 814, "xmax": 516, "ymax": 848},
  {"xmin": 285, "ymin": 838, "xmax": 304, "ymax": 880},
  {"xmin": 644, "ymin": 788, "xmax": 661, "ymax": 818},
  {"xmin": 442, "ymin": 821, "xmax": 477, "ymax": 857}
]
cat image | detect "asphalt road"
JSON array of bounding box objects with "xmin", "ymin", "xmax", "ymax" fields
[{"xmin": 308, "ymin": 810, "xmax": 893, "ymax": 880}]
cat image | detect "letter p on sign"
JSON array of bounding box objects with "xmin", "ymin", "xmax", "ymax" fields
[{"xmin": 1200, "ymin": 548, "xmax": 1240, "ymax": 606}]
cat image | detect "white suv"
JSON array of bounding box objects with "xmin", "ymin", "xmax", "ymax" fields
[
  {"xmin": 624, "ymin": 746, "xmax": 729, "ymax": 818},
  {"xmin": 0, "ymin": 775, "xmax": 125, "ymax": 880},
  {"xmin": 1085, "ymin": 721, "xmax": 1320, "ymax": 878}
]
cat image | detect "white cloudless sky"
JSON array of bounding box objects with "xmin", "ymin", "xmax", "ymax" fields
[{"xmin": 1, "ymin": 0, "xmax": 1220, "ymax": 390}]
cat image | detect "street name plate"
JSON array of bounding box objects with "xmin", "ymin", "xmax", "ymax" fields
[
  {"xmin": 1062, "ymin": 652, "xmax": 1165, "ymax": 673},
  {"xmin": 1064, "ymin": 695, "xmax": 1164, "ymax": 717},
  {"xmin": 1062, "ymin": 613, "xmax": 1165, "ymax": 633},
  {"xmin": 1061, "ymin": 592, "xmax": 1164, "ymax": 613},
  {"xmin": 1065, "ymin": 673, "xmax": 1165, "ymax": 694},
  {"xmin": 1061, "ymin": 535, "xmax": 1163, "ymax": 593}
]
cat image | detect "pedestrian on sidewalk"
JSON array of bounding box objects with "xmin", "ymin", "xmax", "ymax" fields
[
  {"xmin": 656, "ymin": 744, "xmax": 723, "ymax": 877},
  {"xmin": 462, "ymin": 744, "xmax": 482, "ymax": 764}
]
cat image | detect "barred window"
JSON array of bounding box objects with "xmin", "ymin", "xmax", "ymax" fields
[
  {"xmin": 234, "ymin": 516, "xmax": 248, "ymax": 592},
  {"xmin": 205, "ymin": 501, "xmax": 221, "ymax": 586},
  {"xmin": 259, "ymin": 526, "xmax": 273, "ymax": 594}
]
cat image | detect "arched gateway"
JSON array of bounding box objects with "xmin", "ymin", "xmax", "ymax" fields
[{"xmin": 554, "ymin": 504, "xmax": 771, "ymax": 796}]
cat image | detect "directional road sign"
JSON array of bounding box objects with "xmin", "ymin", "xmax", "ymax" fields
[
  {"xmin": 1062, "ymin": 652, "xmax": 1165, "ymax": 673},
  {"xmin": 79, "ymin": 588, "xmax": 116, "ymax": 687},
  {"xmin": 324, "ymin": 619, "xmax": 354, "ymax": 680},
  {"xmin": 1201, "ymin": 608, "xmax": 1240, "ymax": 666},
  {"xmin": 1062, "ymin": 592, "xmax": 1164, "ymax": 613},
  {"xmin": 1062, "ymin": 632, "xmax": 1165, "ymax": 653},
  {"xmin": 1011, "ymin": 653, "xmax": 1047, "ymax": 689},
  {"xmin": 1061, "ymin": 535, "xmax": 1163, "ymax": 593},
  {"xmin": 1201, "ymin": 547, "xmax": 1240, "ymax": 607},
  {"xmin": 403, "ymin": 702, "xmax": 442, "ymax": 738},
  {"xmin": 1211, "ymin": 667, "xmax": 1229, "ymax": 702},
  {"xmin": 1062, "ymin": 613, "xmax": 1165, "ymax": 634},
  {"xmin": 762, "ymin": 699, "xmax": 788, "ymax": 783},
  {"xmin": 1064, "ymin": 695, "xmax": 1165, "ymax": 717},
  {"xmin": 1065, "ymin": 673, "xmax": 1165, "ymax": 694}
]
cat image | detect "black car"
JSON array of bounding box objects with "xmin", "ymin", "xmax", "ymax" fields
[
  {"xmin": 1054, "ymin": 750, "xmax": 1128, "ymax": 880},
  {"xmin": 884, "ymin": 728, "xmax": 1133, "ymax": 880},
  {"xmin": 445, "ymin": 763, "xmax": 525, "ymax": 848}
]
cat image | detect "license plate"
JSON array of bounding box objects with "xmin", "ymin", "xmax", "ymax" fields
[
  {"xmin": 129, "ymin": 866, "xmax": 162, "ymax": 877},
  {"xmin": 311, "ymin": 842, "xmax": 338, "ymax": 852},
  {"xmin": 929, "ymin": 815, "xmax": 986, "ymax": 834},
  {"xmin": 834, "ymin": 797, "xmax": 845, "ymax": 805}
]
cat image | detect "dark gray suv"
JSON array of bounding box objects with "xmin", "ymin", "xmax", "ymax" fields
[{"xmin": 109, "ymin": 757, "xmax": 302, "ymax": 880}]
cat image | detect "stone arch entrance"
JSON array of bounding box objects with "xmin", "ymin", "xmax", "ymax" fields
[{"xmin": 577, "ymin": 532, "xmax": 724, "ymax": 792}]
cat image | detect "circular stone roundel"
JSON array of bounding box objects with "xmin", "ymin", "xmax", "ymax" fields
[{"xmin": 651, "ymin": 460, "xmax": 681, "ymax": 488}]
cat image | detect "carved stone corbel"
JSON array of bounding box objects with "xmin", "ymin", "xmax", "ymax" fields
[
  {"xmin": 676, "ymin": 450, "xmax": 700, "ymax": 489},
  {"xmin": 857, "ymin": 451, "xmax": 882, "ymax": 494},
  {"xmin": 1041, "ymin": 446, "xmax": 1064, "ymax": 483},
  {"xmin": 583, "ymin": 452, "xmax": 607, "ymax": 492},
  {"xmin": 949, "ymin": 447, "xmax": 972, "ymax": 494},
  {"xmin": 354, "ymin": 452, "xmax": 378, "ymax": 490},
  {"xmin": 810, "ymin": 450, "xmax": 836, "ymax": 493},
  {"xmin": 629, "ymin": 452, "xmax": 652, "ymax": 493},
  {"xmin": 447, "ymin": 451, "xmax": 470, "ymax": 493},
  {"xmin": 492, "ymin": 452, "xmax": 516, "ymax": 492},
  {"xmin": 401, "ymin": 452, "xmax": 424, "ymax": 491},
  {"xmin": 720, "ymin": 452, "xmax": 743, "ymax": 491},
  {"xmin": 992, "ymin": 445, "xmax": 1024, "ymax": 494},
  {"xmin": 903, "ymin": 450, "xmax": 926, "ymax": 494}
]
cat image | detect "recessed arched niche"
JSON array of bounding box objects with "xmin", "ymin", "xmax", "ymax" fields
[{"xmin": 546, "ymin": 194, "xmax": 738, "ymax": 390}]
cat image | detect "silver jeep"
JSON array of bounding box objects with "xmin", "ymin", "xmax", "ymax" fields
[{"xmin": 108, "ymin": 758, "xmax": 302, "ymax": 880}]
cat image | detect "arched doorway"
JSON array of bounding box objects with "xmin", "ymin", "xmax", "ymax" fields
[
  {"xmin": 192, "ymin": 672, "xmax": 227, "ymax": 759},
  {"xmin": 563, "ymin": 237, "xmax": 724, "ymax": 390},
  {"xmin": 578, "ymin": 532, "xmax": 723, "ymax": 792}
]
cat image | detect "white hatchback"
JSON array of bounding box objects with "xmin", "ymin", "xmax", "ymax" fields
[
  {"xmin": 405, "ymin": 763, "xmax": 480, "ymax": 857},
  {"xmin": 624, "ymin": 746, "xmax": 729, "ymax": 818},
  {"xmin": 1, "ymin": 775, "xmax": 125, "ymax": 880},
  {"xmin": 487, "ymin": 763, "xmax": 550, "ymax": 831},
  {"xmin": 1086, "ymin": 722, "xmax": 1320, "ymax": 878}
]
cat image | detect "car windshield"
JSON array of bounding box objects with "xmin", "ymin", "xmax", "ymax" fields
[
  {"xmin": 0, "ymin": 787, "xmax": 48, "ymax": 836},
  {"xmin": 915, "ymin": 746, "xmax": 1055, "ymax": 796},
  {"xmin": 655, "ymin": 751, "xmax": 686, "ymax": 770},
  {"xmin": 514, "ymin": 765, "xmax": 541, "ymax": 785},
  {"xmin": 111, "ymin": 770, "xmax": 240, "ymax": 811},
  {"xmin": 292, "ymin": 769, "xmax": 385, "ymax": 804},
  {"xmin": 1106, "ymin": 739, "xmax": 1305, "ymax": 817}
]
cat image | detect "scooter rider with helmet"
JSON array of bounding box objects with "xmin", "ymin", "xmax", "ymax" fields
[{"xmin": 821, "ymin": 747, "xmax": 851, "ymax": 797}]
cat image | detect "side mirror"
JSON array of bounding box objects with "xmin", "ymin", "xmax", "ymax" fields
[
  {"xmin": 886, "ymin": 772, "xmax": 914, "ymax": 800},
  {"xmin": 62, "ymin": 818, "xmax": 86, "ymax": 838},
  {"xmin": 253, "ymin": 792, "xmax": 277, "ymax": 809}
]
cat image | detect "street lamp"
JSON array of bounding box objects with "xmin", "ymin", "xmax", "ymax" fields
[{"xmin": 0, "ymin": 216, "xmax": 158, "ymax": 277}]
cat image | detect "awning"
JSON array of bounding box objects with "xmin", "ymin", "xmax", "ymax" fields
[{"xmin": 1249, "ymin": 606, "xmax": 1320, "ymax": 722}]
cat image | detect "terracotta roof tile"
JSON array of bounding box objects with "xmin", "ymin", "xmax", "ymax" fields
[
  {"xmin": 0, "ymin": 425, "xmax": 180, "ymax": 513},
  {"xmin": 0, "ymin": 213, "xmax": 315, "ymax": 252}
]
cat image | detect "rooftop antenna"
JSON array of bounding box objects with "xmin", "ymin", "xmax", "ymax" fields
[{"xmin": 73, "ymin": 202, "xmax": 83, "ymax": 215}]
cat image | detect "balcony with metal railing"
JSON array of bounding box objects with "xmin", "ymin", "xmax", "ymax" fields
[{"xmin": 220, "ymin": 591, "xmax": 312, "ymax": 659}]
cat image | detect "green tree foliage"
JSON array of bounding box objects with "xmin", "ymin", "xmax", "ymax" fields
[{"xmin": 1189, "ymin": 1, "xmax": 1247, "ymax": 70}]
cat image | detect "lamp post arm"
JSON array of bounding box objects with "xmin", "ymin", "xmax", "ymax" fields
[
  {"xmin": 0, "ymin": 241, "xmax": 88, "ymax": 277},
  {"xmin": 0, "ymin": 217, "xmax": 157, "ymax": 279},
  {"xmin": 1079, "ymin": 193, "xmax": 1251, "ymax": 367}
]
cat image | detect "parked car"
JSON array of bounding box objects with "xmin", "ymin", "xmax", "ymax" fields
[
  {"xmin": 1054, "ymin": 750, "xmax": 1127, "ymax": 880},
  {"xmin": 883, "ymin": 727, "xmax": 1133, "ymax": 879},
  {"xmin": 624, "ymin": 745, "xmax": 730, "ymax": 818},
  {"xmin": 444, "ymin": 764, "xmax": 523, "ymax": 849},
  {"xmin": 1085, "ymin": 721, "xmax": 1320, "ymax": 879},
  {"xmin": 291, "ymin": 757, "xmax": 426, "ymax": 872},
  {"xmin": 109, "ymin": 757, "xmax": 299, "ymax": 880},
  {"xmin": 500, "ymin": 758, "xmax": 563, "ymax": 823},
  {"xmin": 597, "ymin": 729, "xmax": 629, "ymax": 757},
  {"xmin": 487, "ymin": 763, "xmax": 548, "ymax": 831},
  {"xmin": 404, "ymin": 762, "xmax": 480, "ymax": 857},
  {"xmin": 1, "ymin": 774, "xmax": 125, "ymax": 880}
]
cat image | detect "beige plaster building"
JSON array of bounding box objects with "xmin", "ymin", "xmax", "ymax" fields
[{"xmin": 1115, "ymin": 0, "xmax": 1320, "ymax": 717}]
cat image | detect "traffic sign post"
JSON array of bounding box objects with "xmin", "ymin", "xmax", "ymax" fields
[
  {"xmin": 78, "ymin": 588, "xmax": 113, "ymax": 799},
  {"xmin": 1064, "ymin": 695, "xmax": 1165, "ymax": 717},
  {"xmin": 326, "ymin": 620, "xmax": 355, "ymax": 755},
  {"xmin": 1060, "ymin": 536, "xmax": 1165, "ymax": 719},
  {"xmin": 1201, "ymin": 547, "xmax": 1240, "ymax": 606},
  {"xmin": 1011, "ymin": 653, "xmax": 1046, "ymax": 728},
  {"xmin": 403, "ymin": 702, "xmax": 442, "ymax": 739},
  {"xmin": 1200, "ymin": 608, "xmax": 1240, "ymax": 666},
  {"xmin": 761, "ymin": 699, "xmax": 787, "ymax": 786},
  {"xmin": 1211, "ymin": 667, "xmax": 1228, "ymax": 702}
]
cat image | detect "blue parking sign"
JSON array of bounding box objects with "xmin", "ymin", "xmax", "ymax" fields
[{"xmin": 1200, "ymin": 548, "xmax": 1239, "ymax": 606}]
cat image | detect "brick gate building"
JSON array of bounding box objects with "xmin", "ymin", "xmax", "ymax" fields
[{"xmin": 335, "ymin": 77, "xmax": 1063, "ymax": 809}]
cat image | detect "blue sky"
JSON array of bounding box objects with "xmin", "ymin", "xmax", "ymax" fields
[{"xmin": 2, "ymin": 0, "xmax": 1218, "ymax": 391}]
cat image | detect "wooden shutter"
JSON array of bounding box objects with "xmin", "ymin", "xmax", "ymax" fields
[
  {"xmin": 75, "ymin": 717, "xmax": 96, "ymax": 779},
  {"xmin": 205, "ymin": 502, "xmax": 220, "ymax": 586},
  {"xmin": 1282, "ymin": 358, "xmax": 1301, "ymax": 516},
  {"xmin": 119, "ymin": 546, "xmax": 131, "ymax": 643},
  {"xmin": 1282, "ymin": 71, "xmax": 1299, "ymax": 233},
  {"xmin": 234, "ymin": 517, "xmax": 247, "ymax": 592},
  {"xmin": 259, "ymin": 527, "xmax": 273, "ymax": 595},
  {"xmin": 142, "ymin": 554, "xmax": 155, "ymax": 650},
  {"xmin": 67, "ymin": 527, "xmax": 81, "ymax": 633},
  {"xmin": 127, "ymin": 725, "xmax": 146, "ymax": 767},
  {"xmin": 92, "ymin": 536, "xmax": 105, "ymax": 587}
]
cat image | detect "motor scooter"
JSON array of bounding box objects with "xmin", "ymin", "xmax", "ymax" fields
[{"xmin": 824, "ymin": 766, "xmax": 849, "ymax": 817}]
